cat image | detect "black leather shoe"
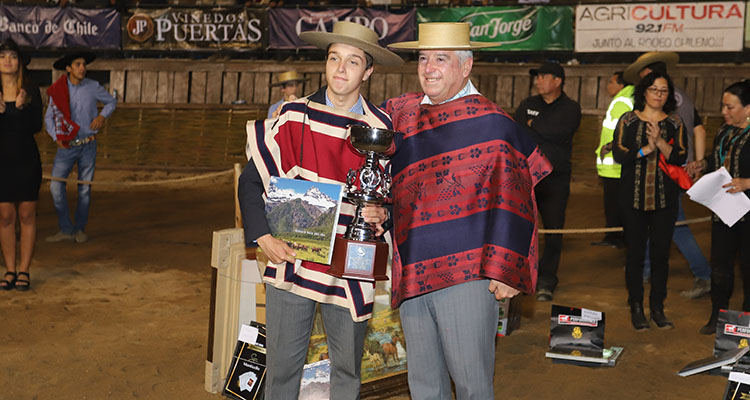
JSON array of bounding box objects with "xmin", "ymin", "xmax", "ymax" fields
[
  {"xmin": 699, "ymin": 311, "xmax": 719, "ymax": 335},
  {"xmin": 630, "ymin": 303, "xmax": 650, "ymax": 331},
  {"xmin": 651, "ymin": 309, "xmax": 674, "ymax": 329}
]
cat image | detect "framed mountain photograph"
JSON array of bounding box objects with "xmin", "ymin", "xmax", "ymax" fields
[{"xmin": 265, "ymin": 177, "xmax": 344, "ymax": 265}]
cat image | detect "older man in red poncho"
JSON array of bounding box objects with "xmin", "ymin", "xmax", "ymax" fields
[{"xmin": 379, "ymin": 23, "xmax": 552, "ymax": 399}]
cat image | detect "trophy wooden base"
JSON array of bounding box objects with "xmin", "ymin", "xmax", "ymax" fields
[{"xmin": 328, "ymin": 237, "xmax": 389, "ymax": 281}]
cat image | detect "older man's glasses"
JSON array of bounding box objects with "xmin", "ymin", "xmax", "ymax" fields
[{"xmin": 647, "ymin": 87, "xmax": 669, "ymax": 96}]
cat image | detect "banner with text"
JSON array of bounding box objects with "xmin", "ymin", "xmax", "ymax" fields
[
  {"xmin": 268, "ymin": 8, "xmax": 415, "ymax": 50},
  {"xmin": 575, "ymin": 2, "xmax": 745, "ymax": 52},
  {"xmin": 0, "ymin": 6, "xmax": 120, "ymax": 49},
  {"xmin": 416, "ymin": 6, "xmax": 573, "ymax": 51},
  {"xmin": 123, "ymin": 8, "xmax": 266, "ymax": 51}
]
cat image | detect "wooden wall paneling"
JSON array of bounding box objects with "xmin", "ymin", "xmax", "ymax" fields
[
  {"xmin": 479, "ymin": 74, "xmax": 497, "ymax": 104},
  {"xmin": 406, "ymin": 73, "xmax": 421, "ymax": 94},
  {"xmin": 173, "ymin": 72, "xmax": 189, "ymax": 103},
  {"xmin": 304, "ymin": 73, "xmax": 321, "ymax": 96},
  {"xmin": 141, "ymin": 71, "xmax": 159, "ymax": 103},
  {"xmin": 238, "ymin": 72, "xmax": 254, "ymax": 104},
  {"xmin": 707, "ymin": 76, "xmax": 725, "ymax": 112},
  {"xmin": 683, "ymin": 76, "xmax": 697, "ymax": 105},
  {"xmin": 222, "ymin": 72, "xmax": 239, "ymax": 104},
  {"xmin": 384, "ymin": 73, "xmax": 403, "ymax": 104},
  {"xmin": 206, "ymin": 70, "xmax": 223, "ymax": 104},
  {"xmin": 512, "ymin": 75, "xmax": 530, "ymax": 109},
  {"xmin": 253, "ymin": 72, "xmax": 270, "ymax": 104},
  {"xmin": 565, "ymin": 77, "xmax": 580, "ymax": 104},
  {"xmin": 110, "ymin": 70, "xmax": 125, "ymax": 103},
  {"xmin": 125, "ymin": 70, "xmax": 142, "ymax": 103},
  {"xmin": 496, "ymin": 76, "xmax": 514, "ymax": 110},
  {"xmin": 580, "ymin": 76, "xmax": 599, "ymax": 110},
  {"xmin": 156, "ymin": 71, "xmax": 174, "ymax": 104},
  {"xmin": 693, "ymin": 77, "xmax": 707, "ymax": 113},
  {"xmin": 368, "ymin": 73, "xmax": 386, "ymax": 106},
  {"xmin": 596, "ymin": 75, "xmax": 610, "ymax": 110},
  {"xmin": 191, "ymin": 71, "xmax": 207, "ymax": 104}
]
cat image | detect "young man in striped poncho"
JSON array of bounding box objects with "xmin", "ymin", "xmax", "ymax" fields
[{"xmin": 238, "ymin": 21, "xmax": 402, "ymax": 399}]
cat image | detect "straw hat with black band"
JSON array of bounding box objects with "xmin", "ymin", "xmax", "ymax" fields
[
  {"xmin": 624, "ymin": 52, "xmax": 679, "ymax": 84},
  {"xmin": 299, "ymin": 21, "xmax": 403, "ymax": 67},
  {"xmin": 0, "ymin": 38, "xmax": 30, "ymax": 67},
  {"xmin": 53, "ymin": 51, "xmax": 96, "ymax": 71},
  {"xmin": 271, "ymin": 70, "xmax": 310, "ymax": 87},
  {"xmin": 388, "ymin": 22, "xmax": 501, "ymax": 50}
]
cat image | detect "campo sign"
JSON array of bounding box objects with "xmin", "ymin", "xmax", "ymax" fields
[
  {"xmin": 575, "ymin": 2, "xmax": 745, "ymax": 52},
  {"xmin": 417, "ymin": 6, "xmax": 573, "ymax": 51},
  {"xmin": 268, "ymin": 8, "xmax": 415, "ymax": 50},
  {"xmin": 0, "ymin": 6, "xmax": 120, "ymax": 49},
  {"xmin": 123, "ymin": 8, "xmax": 267, "ymax": 51}
]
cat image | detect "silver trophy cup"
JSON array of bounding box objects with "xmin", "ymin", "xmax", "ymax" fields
[{"xmin": 328, "ymin": 125, "xmax": 397, "ymax": 281}]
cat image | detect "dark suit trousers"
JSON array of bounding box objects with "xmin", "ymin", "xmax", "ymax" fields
[{"xmin": 535, "ymin": 170, "xmax": 571, "ymax": 292}]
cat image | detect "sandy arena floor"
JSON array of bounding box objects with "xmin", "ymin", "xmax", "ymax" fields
[{"xmin": 0, "ymin": 167, "xmax": 732, "ymax": 400}]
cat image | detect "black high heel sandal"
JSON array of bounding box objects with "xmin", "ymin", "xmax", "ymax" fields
[
  {"xmin": 1, "ymin": 271, "xmax": 16, "ymax": 290},
  {"xmin": 14, "ymin": 272, "xmax": 30, "ymax": 291}
]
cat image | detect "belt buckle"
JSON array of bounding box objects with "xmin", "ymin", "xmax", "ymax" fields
[{"xmin": 69, "ymin": 138, "xmax": 83, "ymax": 146}]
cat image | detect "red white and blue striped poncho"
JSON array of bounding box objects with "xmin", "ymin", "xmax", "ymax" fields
[
  {"xmin": 246, "ymin": 88, "xmax": 393, "ymax": 322},
  {"xmin": 384, "ymin": 92, "xmax": 552, "ymax": 308}
]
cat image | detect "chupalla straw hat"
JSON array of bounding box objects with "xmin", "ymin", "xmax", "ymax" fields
[
  {"xmin": 388, "ymin": 22, "xmax": 501, "ymax": 50},
  {"xmin": 53, "ymin": 51, "xmax": 96, "ymax": 70},
  {"xmin": 624, "ymin": 52, "xmax": 679, "ymax": 84},
  {"xmin": 299, "ymin": 21, "xmax": 404, "ymax": 67},
  {"xmin": 271, "ymin": 70, "xmax": 310, "ymax": 87}
]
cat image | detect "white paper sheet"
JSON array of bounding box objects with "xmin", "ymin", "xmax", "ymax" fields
[{"xmin": 687, "ymin": 167, "xmax": 750, "ymax": 227}]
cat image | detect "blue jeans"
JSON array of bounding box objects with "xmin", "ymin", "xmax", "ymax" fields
[
  {"xmin": 644, "ymin": 195, "xmax": 710, "ymax": 280},
  {"xmin": 50, "ymin": 142, "xmax": 96, "ymax": 234}
]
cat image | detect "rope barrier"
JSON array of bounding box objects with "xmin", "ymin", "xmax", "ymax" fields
[
  {"xmin": 538, "ymin": 216, "xmax": 712, "ymax": 234},
  {"xmin": 41, "ymin": 169, "xmax": 233, "ymax": 187},
  {"xmin": 40, "ymin": 168, "xmax": 713, "ymax": 234}
]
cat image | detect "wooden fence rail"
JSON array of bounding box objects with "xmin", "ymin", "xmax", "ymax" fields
[{"xmin": 28, "ymin": 58, "xmax": 750, "ymax": 116}]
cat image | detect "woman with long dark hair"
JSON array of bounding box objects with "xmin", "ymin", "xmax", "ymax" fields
[
  {"xmin": 0, "ymin": 38, "xmax": 43, "ymax": 291},
  {"xmin": 612, "ymin": 71, "xmax": 688, "ymax": 330},
  {"xmin": 689, "ymin": 80, "xmax": 750, "ymax": 334}
]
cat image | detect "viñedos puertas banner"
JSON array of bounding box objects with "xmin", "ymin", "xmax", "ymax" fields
[
  {"xmin": 575, "ymin": 2, "xmax": 745, "ymax": 52},
  {"xmin": 123, "ymin": 8, "xmax": 266, "ymax": 51},
  {"xmin": 0, "ymin": 6, "xmax": 120, "ymax": 49},
  {"xmin": 268, "ymin": 8, "xmax": 415, "ymax": 50},
  {"xmin": 416, "ymin": 6, "xmax": 573, "ymax": 51}
]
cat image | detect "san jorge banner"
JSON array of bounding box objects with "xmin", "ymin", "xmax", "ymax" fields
[
  {"xmin": 576, "ymin": 2, "xmax": 745, "ymax": 52},
  {"xmin": 0, "ymin": 5, "xmax": 120, "ymax": 49},
  {"xmin": 123, "ymin": 8, "xmax": 266, "ymax": 51},
  {"xmin": 268, "ymin": 8, "xmax": 415, "ymax": 50},
  {"xmin": 416, "ymin": 6, "xmax": 573, "ymax": 51}
]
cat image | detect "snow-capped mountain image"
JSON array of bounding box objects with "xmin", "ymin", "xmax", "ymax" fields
[
  {"xmin": 266, "ymin": 184, "xmax": 336, "ymax": 211},
  {"xmin": 264, "ymin": 177, "xmax": 344, "ymax": 265}
]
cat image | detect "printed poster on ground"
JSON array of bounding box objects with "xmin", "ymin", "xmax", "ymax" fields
[
  {"xmin": 575, "ymin": 2, "xmax": 745, "ymax": 52},
  {"xmin": 416, "ymin": 6, "xmax": 573, "ymax": 51}
]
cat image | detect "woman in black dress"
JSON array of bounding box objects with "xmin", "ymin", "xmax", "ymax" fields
[
  {"xmin": 612, "ymin": 71, "xmax": 688, "ymax": 331},
  {"xmin": 0, "ymin": 38, "xmax": 43, "ymax": 291},
  {"xmin": 689, "ymin": 80, "xmax": 750, "ymax": 334}
]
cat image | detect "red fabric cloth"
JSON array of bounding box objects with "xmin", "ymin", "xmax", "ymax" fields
[
  {"xmin": 384, "ymin": 92, "xmax": 552, "ymax": 307},
  {"xmin": 46, "ymin": 74, "xmax": 79, "ymax": 143}
]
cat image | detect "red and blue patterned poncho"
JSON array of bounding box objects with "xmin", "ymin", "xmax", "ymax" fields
[{"xmin": 384, "ymin": 92, "xmax": 552, "ymax": 308}]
